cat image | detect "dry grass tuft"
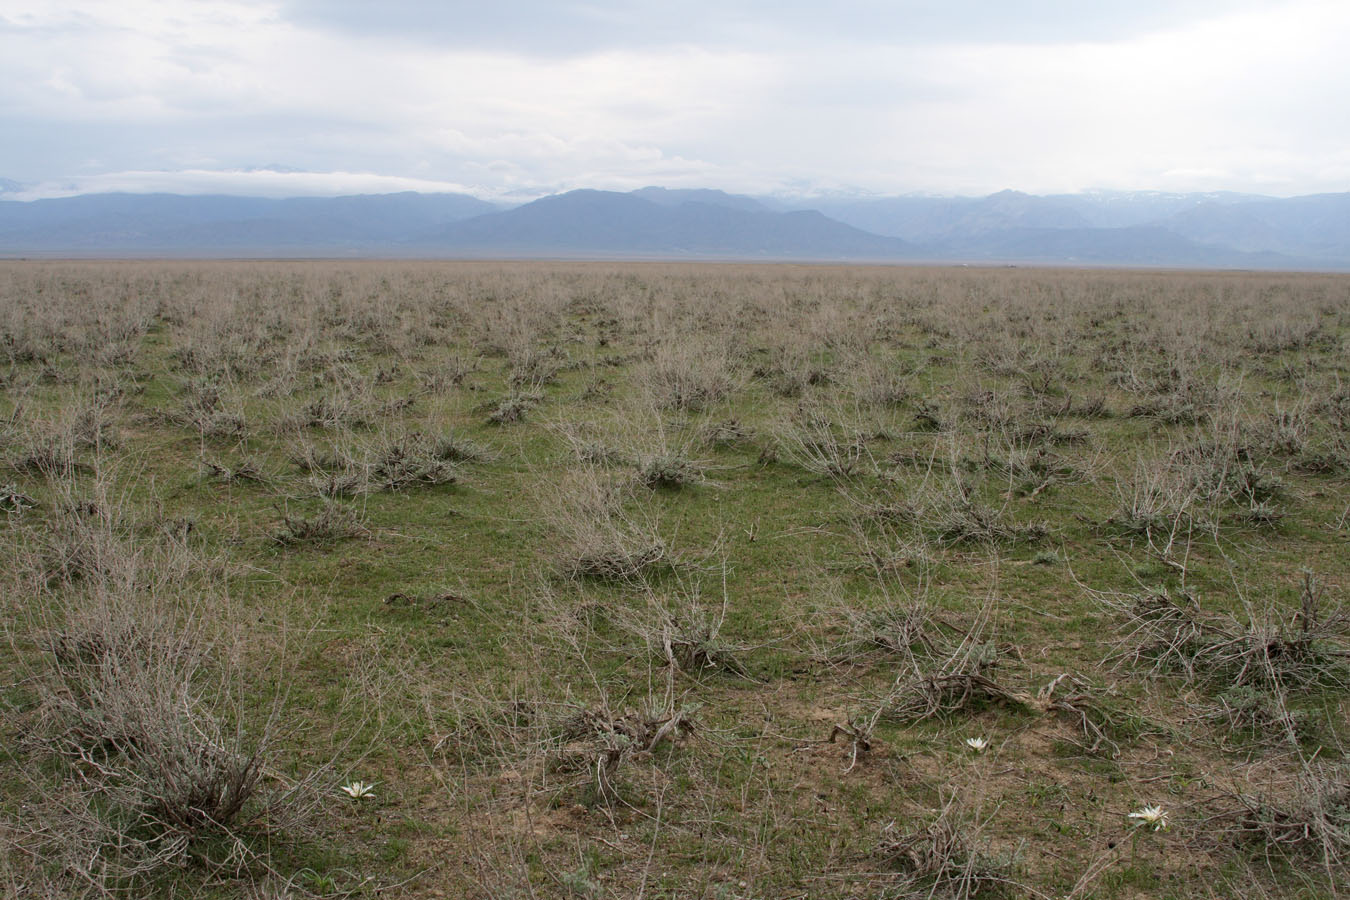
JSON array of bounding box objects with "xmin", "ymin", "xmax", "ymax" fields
[
  {"xmin": 1098, "ymin": 573, "xmax": 1350, "ymax": 691},
  {"xmin": 877, "ymin": 794, "xmax": 1018, "ymax": 899},
  {"xmin": 541, "ymin": 466, "xmax": 669, "ymax": 581}
]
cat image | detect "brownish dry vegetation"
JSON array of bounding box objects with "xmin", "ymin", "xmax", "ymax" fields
[{"xmin": 0, "ymin": 260, "xmax": 1347, "ymax": 899}]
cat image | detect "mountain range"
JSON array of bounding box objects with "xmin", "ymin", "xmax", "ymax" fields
[{"xmin": 1, "ymin": 181, "xmax": 1346, "ymax": 269}]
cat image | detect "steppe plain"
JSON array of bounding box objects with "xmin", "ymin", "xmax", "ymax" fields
[{"xmin": 1, "ymin": 260, "xmax": 1347, "ymax": 899}]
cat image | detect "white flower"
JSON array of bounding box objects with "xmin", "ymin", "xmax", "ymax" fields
[
  {"xmin": 1128, "ymin": 805, "xmax": 1169, "ymax": 831},
  {"xmin": 340, "ymin": 780, "xmax": 377, "ymax": 800},
  {"xmin": 965, "ymin": 736, "xmax": 988, "ymax": 753}
]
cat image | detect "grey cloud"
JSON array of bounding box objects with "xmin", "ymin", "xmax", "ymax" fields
[
  {"xmin": 281, "ymin": 0, "xmax": 1270, "ymax": 53},
  {"xmin": 3, "ymin": 0, "xmax": 1345, "ymax": 199}
]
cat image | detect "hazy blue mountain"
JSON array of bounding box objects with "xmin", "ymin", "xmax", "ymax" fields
[
  {"xmin": 630, "ymin": 186, "xmax": 768, "ymax": 213},
  {"xmin": 948, "ymin": 190, "xmax": 1090, "ymax": 234},
  {"xmin": 1048, "ymin": 190, "xmax": 1271, "ymax": 228},
  {"xmin": 797, "ymin": 195, "xmax": 980, "ymax": 241},
  {"xmin": 773, "ymin": 188, "xmax": 1346, "ymax": 267},
  {"xmin": 802, "ymin": 190, "xmax": 1089, "ymax": 241},
  {"xmin": 0, "ymin": 184, "xmax": 1344, "ymax": 267},
  {"xmin": 0, "ymin": 192, "xmax": 500, "ymax": 253},
  {"xmin": 0, "ymin": 179, "xmax": 22, "ymax": 196},
  {"xmin": 801, "ymin": 188, "xmax": 1278, "ymax": 236},
  {"xmin": 928, "ymin": 225, "xmax": 1297, "ymax": 267},
  {"xmin": 415, "ymin": 189, "xmax": 916, "ymax": 258},
  {"xmin": 1159, "ymin": 193, "xmax": 1350, "ymax": 259}
]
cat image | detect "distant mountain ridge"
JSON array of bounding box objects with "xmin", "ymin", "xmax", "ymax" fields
[
  {"xmin": 0, "ymin": 183, "xmax": 1345, "ymax": 268},
  {"xmin": 413, "ymin": 189, "xmax": 914, "ymax": 258},
  {"xmin": 0, "ymin": 191, "xmax": 498, "ymax": 254},
  {"xmin": 792, "ymin": 189, "xmax": 1350, "ymax": 268},
  {"xmin": 630, "ymin": 186, "xmax": 769, "ymax": 214}
]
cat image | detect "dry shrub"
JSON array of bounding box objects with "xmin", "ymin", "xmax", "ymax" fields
[
  {"xmin": 635, "ymin": 451, "xmax": 707, "ymax": 489},
  {"xmin": 550, "ymin": 420, "xmax": 629, "ymax": 466},
  {"xmin": 5, "ymin": 511, "xmax": 325, "ymax": 893},
  {"xmin": 164, "ymin": 378, "xmax": 247, "ymax": 439},
  {"xmin": 296, "ymin": 430, "xmax": 464, "ymax": 497},
  {"xmin": 541, "ymin": 466, "xmax": 668, "ymax": 581},
  {"xmin": 774, "ymin": 401, "xmax": 871, "ymax": 479},
  {"xmin": 273, "ymin": 501, "xmax": 369, "ymax": 545},
  {"xmin": 828, "ymin": 596, "xmax": 962, "ymax": 664},
  {"xmin": 7, "ymin": 402, "xmax": 118, "ymax": 480},
  {"xmin": 28, "ymin": 481, "xmax": 175, "ymax": 590},
  {"xmin": 877, "ymin": 794, "xmax": 1018, "ymax": 899},
  {"xmin": 550, "ymin": 698, "xmax": 697, "ymax": 806},
  {"xmin": 553, "ymin": 402, "xmax": 713, "ymax": 490},
  {"xmin": 977, "ymin": 429, "xmax": 1092, "ymax": 499},
  {"xmin": 694, "ymin": 417, "xmax": 752, "ymax": 450},
  {"xmin": 25, "ymin": 601, "xmax": 300, "ymax": 874},
  {"xmin": 201, "ymin": 456, "xmax": 269, "ymax": 485},
  {"xmin": 1097, "ymin": 574, "xmax": 1350, "ymax": 691},
  {"xmin": 864, "ymin": 473, "xmax": 1048, "ymax": 547},
  {"xmin": 1208, "ymin": 764, "xmax": 1350, "ymax": 873},
  {"xmin": 643, "ymin": 340, "xmax": 737, "ymax": 411},
  {"xmin": 613, "ymin": 574, "xmax": 746, "ymax": 676},
  {"xmin": 845, "ymin": 353, "xmax": 911, "ymax": 409},
  {"xmin": 484, "ymin": 390, "xmax": 540, "ymax": 425}
]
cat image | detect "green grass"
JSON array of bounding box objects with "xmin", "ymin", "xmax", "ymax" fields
[{"xmin": 1, "ymin": 259, "xmax": 1347, "ymax": 898}]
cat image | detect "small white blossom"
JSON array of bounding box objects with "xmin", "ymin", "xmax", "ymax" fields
[
  {"xmin": 340, "ymin": 780, "xmax": 377, "ymax": 800},
  {"xmin": 965, "ymin": 736, "xmax": 988, "ymax": 753},
  {"xmin": 1128, "ymin": 805, "xmax": 1169, "ymax": 831}
]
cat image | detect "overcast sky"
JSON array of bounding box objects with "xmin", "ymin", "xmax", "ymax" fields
[{"xmin": 2, "ymin": 0, "xmax": 1348, "ymax": 200}]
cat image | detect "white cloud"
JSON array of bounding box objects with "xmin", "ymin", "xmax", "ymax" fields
[
  {"xmin": 9, "ymin": 168, "xmax": 480, "ymax": 200},
  {"xmin": 2, "ymin": 0, "xmax": 1348, "ymax": 197}
]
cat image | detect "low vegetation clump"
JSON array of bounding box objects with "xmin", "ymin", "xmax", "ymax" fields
[
  {"xmin": 272, "ymin": 499, "xmax": 370, "ymax": 544},
  {"xmin": 0, "ymin": 260, "xmax": 1346, "ymax": 897},
  {"xmin": 541, "ymin": 466, "xmax": 669, "ymax": 581},
  {"xmin": 549, "ymin": 698, "xmax": 698, "ymax": 806},
  {"xmin": 5, "ymin": 498, "xmax": 330, "ymax": 894},
  {"xmin": 877, "ymin": 795, "xmax": 1019, "ymax": 899},
  {"xmin": 1098, "ymin": 574, "xmax": 1350, "ymax": 690}
]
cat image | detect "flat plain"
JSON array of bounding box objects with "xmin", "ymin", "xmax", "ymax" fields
[{"xmin": 1, "ymin": 260, "xmax": 1347, "ymax": 899}]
